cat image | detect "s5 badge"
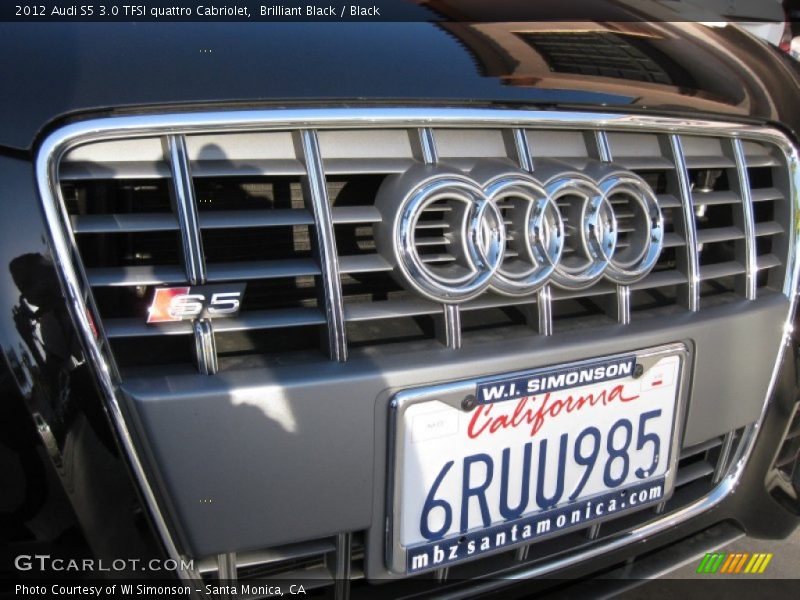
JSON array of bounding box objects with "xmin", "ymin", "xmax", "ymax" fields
[{"xmin": 147, "ymin": 284, "xmax": 246, "ymax": 323}]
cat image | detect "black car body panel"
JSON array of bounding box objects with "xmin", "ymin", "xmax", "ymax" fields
[{"xmin": 1, "ymin": 17, "xmax": 799, "ymax": 151}]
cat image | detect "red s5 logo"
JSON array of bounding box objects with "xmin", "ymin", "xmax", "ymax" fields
[{"xmin": 147, "ymin": 284, "xmax": 246, "ymax": 323}]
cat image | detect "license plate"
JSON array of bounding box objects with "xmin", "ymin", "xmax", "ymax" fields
[{"xmin": 387, "ymin": 343, "xmax": 690, "ymax": 574}]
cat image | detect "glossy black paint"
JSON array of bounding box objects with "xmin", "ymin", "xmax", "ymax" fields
[
  {"xmin": 0, "ymin": 155, "xmax": 163, "ymax": 572},
  {"xmin": 0, "ymin": 18, "xmax": 799, "ymax": 152}
]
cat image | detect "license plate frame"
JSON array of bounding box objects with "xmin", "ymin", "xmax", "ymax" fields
[{"xmin": 386, "ymin": 342, "xmax": 691, "ymax": 574}]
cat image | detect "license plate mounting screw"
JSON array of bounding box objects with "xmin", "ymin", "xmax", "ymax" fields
[
  {"xmin": 633, "ymin": 363, "xmax": 644, "ymax": 378},
  {"xmin": 462, "ymin": 395, "xmax": 477, "ymax": 411}
]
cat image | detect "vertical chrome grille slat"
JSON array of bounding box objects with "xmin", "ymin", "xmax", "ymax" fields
[
  {"xmin": 418, "ymin": 127, "xmax": 438, "ymax": 165},
  {"xmin": 669, "ymin": 134, "xmax": 700, "ymax": 312},
  {"xmin": 216, "ymin": 551, "xmax": 237, "ymax": 584},
  {"xmin": 511, "ymin": 128, "xmax": 535, "ymax": 172},
  {"xmin": 442, "ymin": 304, "xmax": 462, "ymax": 350},
  {"xmin": 732, "ymin": 138, "xmax": 758, "ymax": 300},
  {"xmin": 515, "ymin": 545, "xmax": 530, "ymax": 562},
  {"xmin": 165, "ymin": 134, "xmax": 206, "ymax": 285},
  {"xmin": 594, "ymin": 130, "xmax": 630, "ymax": 325},
  {"xmin": 297, "ymin": 129, "xmax": 348, "ymax": 362},
  {"xmin": 513, "ymin": 128, "xmax": 553, "ymax": 336},
  {"xmin": 537, "ymin": 285, "xmax": 554, "ymax": 336},
  {"xmin": 713, "ymin": 431, "xmax": 736, "ymax": 484},
  {"xmin": 334, "ymin": 532, "xmax": 352, "ymax": 600},
  {"xmin": 594, "ymin": 130, "xmax": 612, "ymax": 162},
  {"xmin": 616, "ymin": 286, "xmax": 631, "ymax": 325},
  {"xmin": 194, "ymin": 319, "xmax": 218, "ymax": 376},
  {"xmin": 165, "ymin": 134, "xmax": 218, "ymax": 374},
  {"xmin": 418, "ymin": 127, "xmax": 463, "ymax": 350}
]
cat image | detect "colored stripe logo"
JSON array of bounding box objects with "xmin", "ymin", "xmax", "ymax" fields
[{"xmin": 696, "ymin": 552, "xmax": 773, "ymax": 574}]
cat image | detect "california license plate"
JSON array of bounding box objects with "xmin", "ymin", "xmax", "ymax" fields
[{"xmin": 387, "ymin": 343, "xmax": 690, "ymax": 574}]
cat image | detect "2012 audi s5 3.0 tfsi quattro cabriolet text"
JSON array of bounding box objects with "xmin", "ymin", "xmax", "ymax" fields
[{"xmin": 2, "ymin": 2, "xmax": 800, "ymax": 598}]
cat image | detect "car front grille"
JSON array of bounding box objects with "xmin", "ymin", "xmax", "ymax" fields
[
  {"xmin": 37, "ymin": 109, "xmax": 799, "ymax": 598},
  {"xmin": 56, "ymin": 118, "xmax": 791, "ymax": 375}
]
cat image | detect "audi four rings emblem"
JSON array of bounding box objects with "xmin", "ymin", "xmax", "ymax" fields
[{"xmin": 374, "ymin": 161, "xmax": 664, "ymax": 303}]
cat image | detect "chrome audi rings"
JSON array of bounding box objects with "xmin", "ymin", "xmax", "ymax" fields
[
  {"xmin": 374, "ymin": 162, "xmax": 663, "ymax": 303},
  {"xmin": 394, "ymin": 174, "xmax": 506, "ymax": 302}
]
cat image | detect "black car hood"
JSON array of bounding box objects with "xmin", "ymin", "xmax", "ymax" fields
[{"xmin": 2, "ymin": 13, "xmax": 800, "ymax": 151}]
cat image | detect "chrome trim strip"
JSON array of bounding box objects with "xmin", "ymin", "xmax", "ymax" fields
[
  {"xmin": 298, "ymin": 130, "xmax": 348, "ymax": 362},
  {"xmin": 216, "ymin": 552, "xmax": 237, "ymax": 584},
  {"xmin": 34, "ymin": 107, "xmax": 799, "ymax": 583},
  {"xmin": 418, "ymin": 127, "xmax": 463, "ymax": 347},
  {"xmin": 783, "ymin": 144, "xmax": 800, "ymax": 298},
  {"xmin": 38, "ymin": 107, "xmax": 800, "ymax": 139},
  {"xmin": 713, "ymin": 431, "xmax": 736, "ymax": 484},
  {"xmin": 594, "ymin": 130, "xmax": 613, "ymax": 162},
  {"xmin": 418, "ymin": 127, "xmax": 438, "ymax": 165},
  {"xmin": 443, "ymin": 304, "xmax": 462, "ymax": 350},
  {"xmin": 512, "ymin": 127, "xmax": 554, "ymax": 336},
  {"xmin": 732, "ymin": 138, "xmax": 758, "ymax": 300},
  {"xmin": 194, "ymin": 319, "xmax": 218, "ymax": 376},
  {"xmin": 165, "ymin": 135, "xmax": 217, "ymax": 374},
  {"xmin": 511, "ymin": 128, "xmax": 534, "ymax": 172},
  {"xmin": 334, "ymin": 533, "xmax": 352, "ymax": 600},
  {"xmin": 669, "ymin": 134, "xmax": 701, "ymax": 312},
  {"xmin": 594, "ymin": 131, "xmax": 632, "ymax": 325},
  {"xmin": 165, "ymin": 135, "xmax": 206, "ymax": 285},
  {"xmin": 537, "ymin": 285, "xmax": 553, "ymax": 336},
  {"xmin": 616, "ymin": 285, "xmax": 632, "ymax": 325}
]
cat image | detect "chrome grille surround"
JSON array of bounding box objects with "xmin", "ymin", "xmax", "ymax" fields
[{"xmin": 35, "ymin": 109, "xmax": 800, "ymax": 593}]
